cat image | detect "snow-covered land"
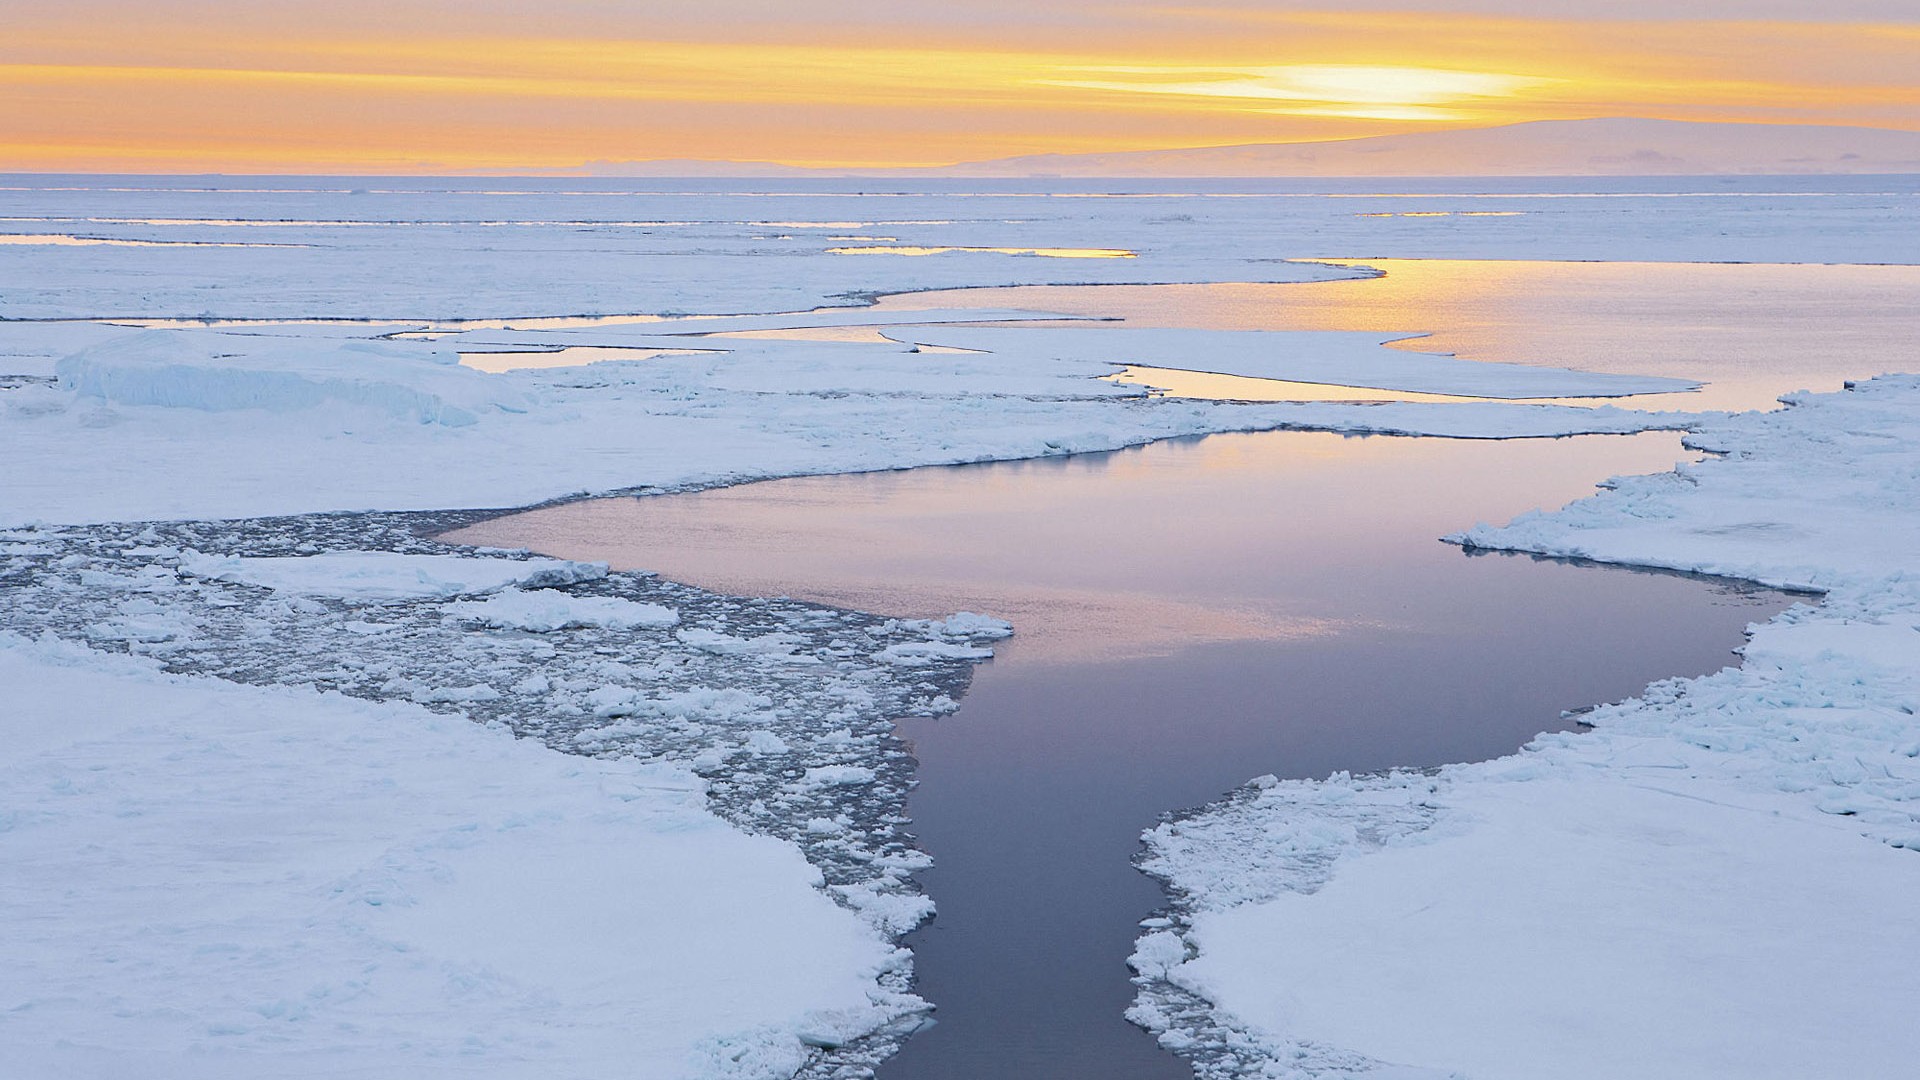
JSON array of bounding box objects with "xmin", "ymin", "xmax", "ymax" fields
[
  {"xmin": 1128, "ymin": 375, "xmax": 1920, "ymax": 1080},
  {"xmin": 3, "ymin": 177, "xmax": 1917, "ymax": 1079}
]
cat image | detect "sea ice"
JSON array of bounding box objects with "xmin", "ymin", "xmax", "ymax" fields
[
  {"xmin": 1, "ymin": 321, "xmax": 1697, "ymax": 527},
  {"xmin": 873, "ymin": 640, "xmax": 997, "ymax": 665},
  {"xmin": 447, "ymin": 306, "xmax": 1097, "ymax": 346},
  {"xmin": 0, "ymin": 634, "xmax": 909, "ymax": 1080},
  {"xmin": 1, "ymin": 512, "xmax": 1006, "ymax": 1078},
  {"xmin": 5, "ymin": 179, "xmax": 1916, "ymax": 1080},
  {"xmin": 3, "ymin": 178, "xmax": 1915, "ymax": 320},
  {"xmin": 1131, "ymin": 374, "xmax": 1920, "ymax": 1079},
  {"xmin": 59, "ymin": 329, "xmax": 523, "ymax": 425},
  {"xmin": 177, "ymin": 550, "xmax": 608, "ymax": 600},
  {"xmin": 446, "ymin": 586, "xmax": 681, "ymax": 630}
]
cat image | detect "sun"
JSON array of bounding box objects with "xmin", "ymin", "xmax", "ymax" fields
[{"xmin": 1043, "ymin": 63, "xmax": 1553, "ymax": 122}]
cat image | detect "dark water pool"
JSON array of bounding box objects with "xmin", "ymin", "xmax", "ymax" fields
[{"xmin": 447, "ymin": 430, "xmax": 1791, "ymax": 1079}]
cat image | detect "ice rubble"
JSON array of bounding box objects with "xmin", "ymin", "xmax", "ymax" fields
[
  {"xmin": 1128, "ymin": 375, "xmax": 1920, "ymax": 1080},
  {"xmin": 178, "ymin": 550, "xmax": 608, "ymax": 599},
  {"xmin": 446, "ymin": 586, "xmax": 681, "ymax": 631},
  {"xmin": 0, "ymin": 510, "xmax": 1017, "ymax": 1078}
]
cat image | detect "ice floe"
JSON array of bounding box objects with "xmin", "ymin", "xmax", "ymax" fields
[
  {"xmin": 0, "ymin": 633, "xmax": 910, "ymax": 1080},
  {"xmin": 0, "ymin": 511, "xmax": 1008, "ymax": 1077},
  {"xmin": 1130, "ymin": 374, "xmax": 1920, "ymax": 1080},
  {"xmin": 1, "ymin": 321, "xmax": 1700, "ymax": 526},
  {"xmin": 445, "ymin": 586, "xmax": 681, "ymax": 630},
  {"xmin": 177, "ymin": 550, "xmax": 607, "ymax": 600},
  {"xmin": 59, "ymin": 329, "xmax": 523, "ymax": 426}
]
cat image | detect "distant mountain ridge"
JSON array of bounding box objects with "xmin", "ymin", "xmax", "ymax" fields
[
  {"xmin": 927, "ymin": 119, "xmax": 1920, "ymax": 178},
  {"xmin": 567, "ymin": 119, "xmax": 1920, "ymax": 178}
]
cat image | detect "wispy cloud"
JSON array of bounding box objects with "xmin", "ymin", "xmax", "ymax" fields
[{"xmin": 1, "ymin": 5, "xmax": 1914, "ymax": 172}]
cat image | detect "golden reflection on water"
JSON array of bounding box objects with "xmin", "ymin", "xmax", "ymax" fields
[
  {"xmin": 1104, "ymin": 364, "xmax": 1678, "ymax": 408},
  {"xmin": 87, "ymin": 263, "xmax": 1915, "ymax": 412},
  {"xmin": 1, "ymin": 233, "xmax": 144, "ymax": 245},
  {"xmin": 0, "ymin": 233, "xmax": 292, "ymax": 248},
  {"xmin": 875, "ymin": 262, "xmax": 1920, "ymax": 413},
  {"xmin": 1107, "ymin": 365, "xmax": 1504, "ymax": 404}
]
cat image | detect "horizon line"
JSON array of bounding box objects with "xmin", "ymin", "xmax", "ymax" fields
[{"xmin": 6, "ymin": 118, "xmax": 1920, "ymax": 179}]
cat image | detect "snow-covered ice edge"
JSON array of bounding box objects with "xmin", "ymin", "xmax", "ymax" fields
[
  {"xmin": 1126, "ymin": 374, "xmax": 1920, "ymax": 1080},
  {"xmin": 0, "ymin": 236, "xmax": 1716, "ymax": 1080},
  {"xmin": 1, "ymin": 318, "xmax": 1703, "ymax": 527},
  {"xmin": 0, "ymin": 509, "xmax": 1016, "ymax": 1079}
]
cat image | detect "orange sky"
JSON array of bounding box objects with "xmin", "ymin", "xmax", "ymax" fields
[{"xmin": 3, "ymin": 3, "xmax": 1917, "ymax": 172}]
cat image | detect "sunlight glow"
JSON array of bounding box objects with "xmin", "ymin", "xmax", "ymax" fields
[
  {"xmin": 1047, "ymin": 64, "xmax": 1550, "ymax": 120},
  {"xmin": 0, "ymin": 6, "xmax": 1914, "ymax": 171}
]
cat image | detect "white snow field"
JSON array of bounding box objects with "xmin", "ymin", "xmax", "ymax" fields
[
  {"xmin": 1130, "ymin": 375, "xmax": 1920, "ymax": 1080},
  {"xmin": 3, "ymin": 177, "xmax": 1918, "ymax": 1080},
  {"xmin": 0, "ymin": 315, "xmax": 1702, "ymax": 526},
  {"xmin": 0, "ymin": 634, "xmax": 912, "ymax": 1080},
  {"xmin": 1, "ymin": 176, "xmax": 1916, "ymax": 321}
]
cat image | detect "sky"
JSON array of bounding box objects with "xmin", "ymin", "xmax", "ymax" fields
[{"xmin": 3, "ymin": 1, "xmax": 1918, "ymax": 172}]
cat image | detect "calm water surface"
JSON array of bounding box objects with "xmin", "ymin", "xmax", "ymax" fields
[
  {"xmin": 438, "ymin": 264, "xmax": 1899, "ymax": 1076},
  {"xmin": 873, "ymin": 262, "xmax": 1920, "ymax": 412},
  {"xmin": 448, "ymin": 431, "xmax": 1791, "ymax": 1080}
]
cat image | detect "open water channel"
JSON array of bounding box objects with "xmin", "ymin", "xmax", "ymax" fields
[
  {"xmin": 441, "ymin": 263, "xmax": 1919, "ymax": 1076},
  {"xmin": 452, "ymin": 435, "xmax": 1790, "ymax": 1079}
]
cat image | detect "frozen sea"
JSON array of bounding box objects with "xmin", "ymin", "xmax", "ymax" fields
[
  {"xmin": 452, "ymin": 429, "xmax": 1794, "ymax": 1080},
  {"xmin": 3, "ymin": 174, "xmax": 1918, "ymax": 1080},
  {"xmin": 443, "ymin": 250, "xmax": 1912, "ymax": 1076}
]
